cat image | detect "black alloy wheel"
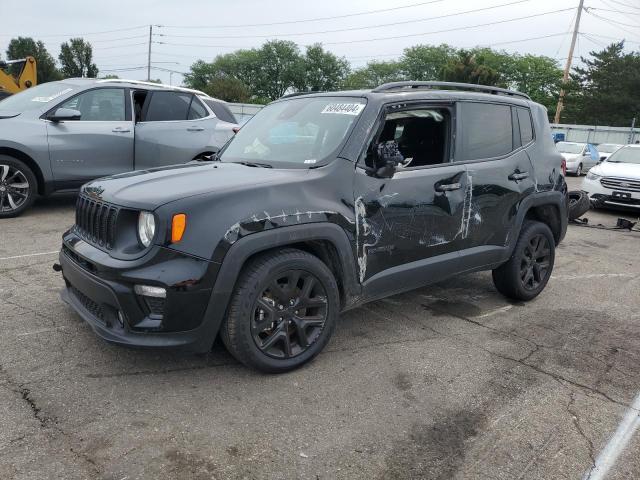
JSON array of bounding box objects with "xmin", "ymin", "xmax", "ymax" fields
[
  {"xmin": 252, "ymin": 269, "xmax": 328, "ymax": 359},
  {"xmin": 519, "ymin": 234, "xmax": 551, "ymax": 291},
  {"xmin": 221, "ymin": 249, "xmax": 340, "ymax": 373},
  {"xmin": 492, "ymin": 220, "xmax": 556, "ymax": 301},
  {"xmin": 0, "ymin": 164, "xmax": 31, "ymax": 214}
]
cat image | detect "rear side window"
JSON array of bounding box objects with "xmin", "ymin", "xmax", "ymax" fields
[
  {"xmin": 188, "ymin": 97, "xmax": 208, "ymax": 120},
  {"xmin": 517, "ymin": 108, "xmax": 534, "ymax": 144},
  {"xmin": 204, "ymin": 99, "xmax": 237, "ymax": 124},
  {"xmin": 144, "ymin": 91, "xmax": 192, "ymax": 121},
  {"xmin": 456, "ymin": 102, "xmax": 513, "ymax": 161}
]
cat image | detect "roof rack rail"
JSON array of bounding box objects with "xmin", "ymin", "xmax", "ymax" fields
[
  {"xmin": 95, "ymin": 78, "xmax": 210, "ymax": 97},
  {"xmin": 371, "ymin": 81, "xmax": 530, "ymax": 100}
]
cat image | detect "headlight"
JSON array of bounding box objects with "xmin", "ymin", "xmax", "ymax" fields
[
  {"xmin": 137, "ymin": 211, "xmax": 156, "ymax": 247},
  {"xmin": 586, "ymin": 171, "xmax": 601, "ymax": 181}
]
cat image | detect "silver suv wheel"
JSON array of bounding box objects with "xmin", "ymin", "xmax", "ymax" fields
[{"xmin": 0, "ymin": 164, "xmax": 31, "ymax": 213}]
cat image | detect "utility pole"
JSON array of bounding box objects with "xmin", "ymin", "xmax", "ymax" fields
[
  {"xmin": 147, "ymin": 25, "xmax": 152, "ymax": 81},
  {"xmin": 554, "ymin": 0, "xmax": 584, "ymax": 124}
]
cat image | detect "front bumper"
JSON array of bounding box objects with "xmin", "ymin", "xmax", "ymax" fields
[
  {"xmin": 582, "ymin": 177, "xmax": 640, "ymax": 210},
  {"xmin": 59, "ymin": 232, "xmax": 222, "ymax": 352}
]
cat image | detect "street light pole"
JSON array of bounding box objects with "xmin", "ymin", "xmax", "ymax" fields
[{"xmin": 147, "ymin": 25, "xmax": 152, "ymax": 81}]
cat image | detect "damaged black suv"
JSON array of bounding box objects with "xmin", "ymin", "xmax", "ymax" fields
[{"xmin": 57, "ymin": 81, "xmax": 568, "ymax": 372}]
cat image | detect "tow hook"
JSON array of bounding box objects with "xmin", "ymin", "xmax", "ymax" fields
[{"xmin": 52, "ymin": 263, "xmax": 62, "ymax": 272}]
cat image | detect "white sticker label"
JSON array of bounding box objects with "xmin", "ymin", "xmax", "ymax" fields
[
  {"xmin": 304, "ymin": 159, "xmax": 317, "ymax": 164},
  {"xmin": 31, "ymin": 88, "xmax": 73, "ymax": 103},
  {"xmin": 321, "ymin": 103, "xmax": 365, "ymax": 116}
]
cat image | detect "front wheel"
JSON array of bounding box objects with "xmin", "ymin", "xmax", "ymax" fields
[
  {"xmin": 492, "ymin": 221, "xmax": 555, "ymax": 301},
  {"xmin": 221, "ymin": 249, "xmax": 340, "ymax": 373},
  {"xmin": 0, "ymin": 156, "xmax": 37, "ymax": 218}
]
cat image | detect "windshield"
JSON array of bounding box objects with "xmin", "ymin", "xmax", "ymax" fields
[
  {"xmin": 0, "ymin": 82, "xmax": 76, "ymax": 113},
  {"xmin": 219, "ymin": 96, "xmax": 366, "ymax": 167},
  {"xmin": 556, "ymin": 142, "xmax": 584, "ymax": 154},
  {"xmin": 606, "ymin": 146, "xmax": 640, "ymax": 164},
  {"xmin": 597, "ymin": 144, "xmax": 621, "ymax": 153}
]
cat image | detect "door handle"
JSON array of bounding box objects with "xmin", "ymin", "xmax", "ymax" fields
[
  {"xmin": 187, "ymin": 126, "xmax": 205, "ymax": 132},
  {"xmin": 508, "ymin": 172, "xmax": 529, "ymax": 181},
  {"xmin": 112, "ymin": 127, "xmax": 130, "ymax": 133},
  {"xmin": 435, "ymin": 182, "xmax": 461, "ymax": 192}
]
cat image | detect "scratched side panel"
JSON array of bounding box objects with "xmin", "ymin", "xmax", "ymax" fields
[{"xmin": 353, "ymin": 164, "xmax": 468, "ymax": 283}]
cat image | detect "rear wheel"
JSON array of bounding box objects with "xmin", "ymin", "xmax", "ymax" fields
[
  {"xmin": 492, "ymin": 221, "xmax": 555, "ymax": 301},
  {"xmin": 0, "ymin": 156, "xmax": 37, "ymax": 218},
  {"xmin": 221, "ymin": 249, "xmax": 339, "ymax": 373}
]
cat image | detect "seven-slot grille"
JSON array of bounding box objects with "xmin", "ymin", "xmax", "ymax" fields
[
  {"xmin": 75, "ymin": 194, "xmax": 119, "ymax": 249},
  {"xmin": 600, "ymin": 177, "xmax": 640, "ymax": 193}
]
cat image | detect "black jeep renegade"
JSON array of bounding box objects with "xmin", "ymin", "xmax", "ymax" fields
[{"xmin": 58, "ymin": 81, "xmax": 568, "ymax": 372}]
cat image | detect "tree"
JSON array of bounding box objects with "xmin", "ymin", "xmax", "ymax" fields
[
  {"xmin": 6, "ymin": 37, "xmax": 61, "ymax": 83},
  {"xmin": 59, "ymin": 38, "xmax": 98, "ymax": 78},
  {"xmin": 400, "ymin": 44, "xmax": 456, "ymax": 81},
  {"xmin": 342, "ymin": 60, "xmax": 404, "ymax": 89},
  {"xmin": 563, "ymin": 42, "xmax": 640, "ymax": 126},
  {"xmin": 296, "ymin": 44, "xmax": 350, "ymax": 92},
  {"xmin": 204, "ymin": 77, "xmax": 251, "ymax": 102},
  {"xmin": 440, "ymin": 50, "xmax": 502, "ymax": 85},
  {"xmin": 252, "ymin": 40, "xmax": 304, "ymax": 99}
]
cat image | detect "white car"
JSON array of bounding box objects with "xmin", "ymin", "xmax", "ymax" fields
[
  {"xmin": 555, "ymin": 141, "xmax": 599, "ymax": 176},
  {"xmin": 596, "ymin": 143, "xmax": 623, "ymax": 162},
  {"xmin": 582, "ymin": 145, "xmax": 640, "ymax": 210}
]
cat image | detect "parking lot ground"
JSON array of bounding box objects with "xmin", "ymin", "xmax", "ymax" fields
[{"xmin": 1, "ymin": 185, "xmax": 640, "ymax": 480}]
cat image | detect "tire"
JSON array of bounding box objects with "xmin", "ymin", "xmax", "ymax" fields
[
  {"xmin": 575, "ymin": 163, "xmax": 583, "ymax": 176},
  {"xmin": 221, "ymin": 248, "xmax": 340, "ymax": 373},
  {"xmin": 0, "ymin": 155, "xmax": 37, "ymax": 218},
  {"xmin": 492, "ymin": 221, "xmax": 555, "ymax": 301},
  {"xmin": 568, "ymin": 190, "xmax": 590, "ymax": 220}
]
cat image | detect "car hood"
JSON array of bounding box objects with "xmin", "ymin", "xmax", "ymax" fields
[
  {"xmin": 591, "ymin": 161, "xmax": 640, "ymax": 179},
  {"xmin": 82, "ymin": 162, "xmax": 310, "ymax": 210}
]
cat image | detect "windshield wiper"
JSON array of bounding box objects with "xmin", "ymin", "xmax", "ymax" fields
[{"xmin": 233, "ymin": 161, "xmax": 273, "ymax": 168}]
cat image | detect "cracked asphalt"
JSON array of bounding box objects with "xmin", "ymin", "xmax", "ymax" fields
[{"xmin": 1, "ymin": 176, "xmax": 640, "ymax": 480}]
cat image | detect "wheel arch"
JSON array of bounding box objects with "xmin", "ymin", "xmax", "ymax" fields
[
  {"xmin": 199, "ymin": 223, "xmax": 361, "ymax": 347},
  {"xmin": 511, "ymin": 191, "xmax": 568, "ymax": 254},
  {"xmin": 0, "ymin": 147, "xmax": 46, "ymax": 195}
]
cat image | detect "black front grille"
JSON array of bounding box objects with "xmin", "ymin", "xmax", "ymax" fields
[
  {"xmin": 70, "ymin": 286, "xmax": 105, "ymax": 322},
  {"xmin": 75, "ymin": 195, "xmax": 119, "ymax": 249},
  {"xmin": 143, "ymin": 296, "xmax": 166, "ymax": 317}
]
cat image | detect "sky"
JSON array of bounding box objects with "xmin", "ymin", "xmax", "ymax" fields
[{"xmin": 1, "ymin": 0, "xmax": 638, "ymax": 86}]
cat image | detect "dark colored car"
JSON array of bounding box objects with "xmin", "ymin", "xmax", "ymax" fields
[{"xmin": 57, "ymin": 81, "xmax": 568, "ymax": 372}]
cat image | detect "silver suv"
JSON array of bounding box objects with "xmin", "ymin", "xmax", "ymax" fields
[{"xmin": 0, "ymin": 79, "xmax": 238, "ymax": 217}]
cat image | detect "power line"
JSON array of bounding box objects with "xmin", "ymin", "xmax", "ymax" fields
[
  {"xmin": 588, "ymin": 7, "xmax": 640, "ymax": 16},
  {"xmin": 92, "ymin": 42, "xmax": 149, "ymax": 51},
  {"xmin": 157, "ymin": 0, "xmax": 445, "ymax": 29},
  {"xmin": 90, "ymin": 35, "xmax": 149, "ymax": 44},
  {"xmin": 155, "ymin": 0, "xmax": 534, "ymax": 40},
  {"xmin": 0, "ymin": 25, "xmax": 148, "ymax": 39},
  {"xmin": 585, "ymin": 9, "xmax": 640, "ymax": 27},
  {"xmin": 585, "ymin": 10, "xmax": 640, "ymax": 37},
  {"xmin": 318, "ymin": 7, "xmax": 575, "ymax": 45},
  {"xmin": 603, "ymin": 0, "xmax": 640, "ymax": 11},
  {"xmin": 580, "ymin": 32, "xmax": 640, "ymax": 43}
]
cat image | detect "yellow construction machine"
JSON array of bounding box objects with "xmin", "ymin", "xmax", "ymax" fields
[{"xmin": 0, "ymin": 56, "xmax": 37, "ymax": 100}]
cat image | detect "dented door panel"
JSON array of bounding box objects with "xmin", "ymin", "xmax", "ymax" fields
[
  {"xmin": 353, "ymin": 164, "xmax": 468, "ymax": 283},
  {"xmin": 463, "ymin": 150, "xmax": 536, "ymax": 249}
]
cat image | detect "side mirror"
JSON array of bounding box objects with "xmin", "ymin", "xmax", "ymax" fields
[
  {"xmin": 374, "ymin": 140, "xmax": 404, "ymax": 179},
  {"xmin": 47, "ymin": 108, "xmax": 81, "ymax": 122}
]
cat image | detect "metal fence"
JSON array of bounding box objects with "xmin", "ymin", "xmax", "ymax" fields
[
  {"xmin": 550, "ymin": 123, "xmax": 639, "ymax": 145},
  {"xmin": 228, "ymin": 103, "xmax": 264, "ymax": 124}
]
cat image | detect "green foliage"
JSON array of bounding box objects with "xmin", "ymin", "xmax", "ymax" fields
[
  {"xmin": 6, "ymin": 37, "xmax": 61, "ymax": 83},
  {"xmin": 59, "ymin": 38, "xmax": 98, "ymax": 78},
  {"xmin": 563, "ymin": 42, "xmax": 640, "ymax": 127},
  {"xmin": 205, "ymin": 77, "xmax": 251, "ymax": 102},
  {"xmin": 400, "ymin": 44, "xmax": 457, "ymax": 80},
  {"xmin": 342, "ymin": 60, "xmax": 404, "ymax": 89},
  {"xmin": 440, "ymin": 50, "xmax": 502, "ymax": 85},
  {"xmin": 296, "ymin": 44, "xmax": 350, "ymax": 92}
]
